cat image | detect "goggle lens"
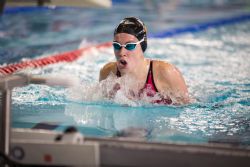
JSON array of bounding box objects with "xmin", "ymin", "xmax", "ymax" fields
[
  {"xmin": 113, "ymin": 43, "xmax": 122, "ymax": 50},
  {"xmin": 125, "ymin": 44, "xmax": 136, "ymax": 50}
]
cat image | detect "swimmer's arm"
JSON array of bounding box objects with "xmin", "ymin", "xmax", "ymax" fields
[
  {"xmin": 99, "ymin": 62, "xmax": 120, "ymax": 99},
  {"xmin": 158, "ymin": 63, "xmax": 190, "ymax": 104},
  {"xmin": 99, "ymin": 62, "xmax": 117, "ymax": 81}
]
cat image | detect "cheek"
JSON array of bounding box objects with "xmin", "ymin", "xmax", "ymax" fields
[
  {"xmin": 127, "ymin": 55, "xmax": 138, "ymax": 66},
  {"xmin": 114, "ymin": 51, "xmax": 119, "ymax": 60}
]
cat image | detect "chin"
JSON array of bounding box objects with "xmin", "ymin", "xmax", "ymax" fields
[
  {"xmin": 119, "ymin": 66, "xmax": 133, "ymax": 76},
  {"xmin": 118, "ymin": 68, "xmax": 128, "ymax": 75}
]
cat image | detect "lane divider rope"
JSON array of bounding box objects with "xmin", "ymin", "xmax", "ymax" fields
[
  {"xmin": 149, "ymin": 13, "xmax": 250, "ymax": 38},
  {"xmin": 0, "ymin": 42, "xmax": 112, "ymax": 76}
]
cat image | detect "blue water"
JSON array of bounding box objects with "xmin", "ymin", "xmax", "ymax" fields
[{"xmin": 1, "ymin": 2, "xmax": 250, "ymax": 145}]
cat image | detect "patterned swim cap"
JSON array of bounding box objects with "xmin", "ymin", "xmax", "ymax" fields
[{"xmin": 114, "ymin": 17, "xmax": 147, "ymax": 52}]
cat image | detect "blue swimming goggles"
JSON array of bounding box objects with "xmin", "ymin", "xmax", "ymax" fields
[{"xmin": 113, "ymin": 38, "xmax": 144, "ymax": 51}]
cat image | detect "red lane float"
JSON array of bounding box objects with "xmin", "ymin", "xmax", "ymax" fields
[{"xmin": 0, "ymin": 42, "xmax": 112, "ymax": 76}]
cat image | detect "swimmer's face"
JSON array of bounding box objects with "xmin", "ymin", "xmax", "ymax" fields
[{"xmin": 113, "ymin": 33, "xmax": 144, "ymax": 75}]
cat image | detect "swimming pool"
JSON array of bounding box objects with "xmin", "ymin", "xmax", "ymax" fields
[{"xmin": 1, "ymin": 1, "xmax": 250, "ymax": 145}]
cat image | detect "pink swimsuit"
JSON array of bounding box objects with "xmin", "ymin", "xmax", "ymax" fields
[{"xmin": 117, "ymin": 61, "xmax": 172, "ymax": 104}]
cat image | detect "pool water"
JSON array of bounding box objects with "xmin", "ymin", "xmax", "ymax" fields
[{"xmin": 1, "ymin": 2, "xmax": 250, "ymax": 145}]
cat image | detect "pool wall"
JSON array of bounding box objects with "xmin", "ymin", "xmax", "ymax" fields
[{"xmin": 10, "ymin": 128, "xmax": 250, "ymax": 167}]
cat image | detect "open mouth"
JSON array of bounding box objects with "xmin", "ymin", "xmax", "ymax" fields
[{"xmin": 119, "ymin": 59, "xmax": 127, "ymax": 66}]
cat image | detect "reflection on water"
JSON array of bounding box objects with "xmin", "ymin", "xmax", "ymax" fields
[{"xmin": 64, "ymin": 102, "xmax": 181, "ymax": 130}]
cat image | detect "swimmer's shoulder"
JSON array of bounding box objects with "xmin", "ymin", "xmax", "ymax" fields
[
  {"xmin": 99, "ymin": 62, "xmax": 117, "ymax": 81},
  {"xmin": 152, "ymin": 60, "xmax": 185, "ymax": 88},
  {"xmin": 152, "ymin": 59, "xmax": 189, "ymax": 103},
  {"xmin": 152, "ymin": 60, "xmax": 175, "ymax": 76}
]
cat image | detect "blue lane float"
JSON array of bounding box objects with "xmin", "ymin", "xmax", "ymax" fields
[{"xmin": 149, "ymin": 13, "xmax": 250, "ymax": 38}]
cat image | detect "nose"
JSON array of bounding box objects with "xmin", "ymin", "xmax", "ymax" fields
[{"xmin": 116, "ymin": 46, "xmax": 127, "ymax": 58}]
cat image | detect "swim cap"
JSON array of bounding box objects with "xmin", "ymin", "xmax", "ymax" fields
[{"xmin": 114, "ymin": 17, "xmax": 147, "ymax": 52}]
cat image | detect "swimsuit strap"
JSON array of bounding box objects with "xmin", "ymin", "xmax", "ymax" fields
[{"xmin": 145, "ymin": 60, "xmax": 158, "ymax": 92}]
